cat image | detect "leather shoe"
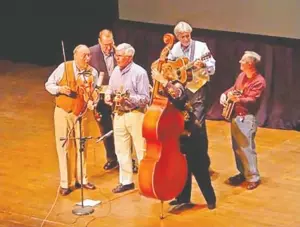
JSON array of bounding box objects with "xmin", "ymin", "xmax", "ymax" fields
[
  {"xmin": 169, "ymin": 199, "xmax": 190, "ymax": 206},
  {"xmin": 59, "ymin": 187, "xmax": 72, "ymax": 196},
  {"xmin": 112, "ymin": 183, "xmax": 135, "ymax": 193},
  {"xmin": 75, "ymin": 182, "xmax": 96, "ymax": 190},
  {"xmin": 228, "ymin": 173, "xmax": 245, "ymax": 186},
  {"xmin": 103, "ymin": 160, "xmax": 119, "ymax": 170},
  {"xmin": 207, "ymin": 203, "xmax": 216, "ymax": 210},
  {"xmin": 246, "ymin": 181, "xmax": 260, "ymax": 190}
]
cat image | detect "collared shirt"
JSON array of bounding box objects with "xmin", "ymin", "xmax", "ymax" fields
[
  {"xmin": 181, "ymin": 43, "xmax": 192, "ymax": 59},
  {"xmin": 45, "ymin": 61, "xmax": 98, "ymax": 95},
  {"xmin": 225, "ymin": 72, "xmax": 266, "ymax": 116},
  {"xmin": 106, "ymin": 62, "xmax": 150, "ymax": 110},
  {"xmin": 168, "ymin": 40, "xmax": 216, "ymax": 76},
  {"xmin": 102, "ymin": 50, "xmax": 114, "ymax": 77}
]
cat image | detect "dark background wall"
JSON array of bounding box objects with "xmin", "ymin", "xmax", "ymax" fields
[
  {"xmin": 112, "ymin": 20, "xmax": 300, "ymax": 130},
  {"xmin": 1, "ymin": 1, "xmax": 299, "ymax": 130},
  {"xmin": 0, "ymin": 0, "xmax": 118, "ymax": 65}
]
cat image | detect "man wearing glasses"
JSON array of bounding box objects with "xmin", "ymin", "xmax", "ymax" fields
[
  {"xmin": 105, "ymin": 43, "xmax": 150, "ymax": 193},
  {"xmin": 89, "ymin": 29, "xmax": 119, "ymax": 171}
]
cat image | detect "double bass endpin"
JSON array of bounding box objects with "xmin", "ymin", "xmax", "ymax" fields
[{"xmin": 160, "ymin": 200, "xmax": 164, "ymax": 219}]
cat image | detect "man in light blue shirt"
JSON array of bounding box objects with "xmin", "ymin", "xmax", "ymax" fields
[{"xmin": 105, "ymin": 43, "xmax": 150, "ymax": 193}]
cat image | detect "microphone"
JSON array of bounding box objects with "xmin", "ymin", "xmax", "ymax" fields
[{"xmin": 96, "ymin": 130, "xmax": 113, "ymax": 143}]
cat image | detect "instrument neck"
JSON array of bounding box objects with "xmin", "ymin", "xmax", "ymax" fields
[{"xmin": 150, "ymin": 79, "xmax": 161, "ymax": 103}]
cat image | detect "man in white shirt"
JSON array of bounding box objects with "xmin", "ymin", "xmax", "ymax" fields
[{"xmin": 45, "ymin": 44, "xmax": 97, "ymax": 195}]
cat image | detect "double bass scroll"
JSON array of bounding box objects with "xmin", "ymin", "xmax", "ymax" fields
[{"xmin": 149, "ymin": 33, "xmax": 175, "ymax": 102}]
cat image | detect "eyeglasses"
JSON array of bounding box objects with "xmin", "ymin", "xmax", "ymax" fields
[
  {"xmin": 178, "ymin": 34, "xmax": 191, "ymax": 39},
  {"xmin": 114, "ymin": 54, "xmax": 131, "ymax": 58},
  {"xmin": 101, "ymin": 43, "xmax": 113, "ymax": 48}
]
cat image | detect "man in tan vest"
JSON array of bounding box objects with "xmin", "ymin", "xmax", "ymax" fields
[{"xmin": 45, "ymin": 44, "xmax": 98, "ymax": 196}]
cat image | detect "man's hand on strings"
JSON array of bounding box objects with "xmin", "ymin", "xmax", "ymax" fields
[
  {"xmin": 113, "ymin": 94, "xmax": 128, "ymax": 105},
  {"xmin": 87, "ymin": 100, "xmax": 95, "ymax": 110},
  {"xmin": 151, "ymin": 69, "xmax": 168, "ymax": 87},
  {"xmin": 104, "ymin": 94, "xmax": 113, "ymax": 106},
  {"xmin": 227, "ymin": 91, "xmax": 240, "ymax": 103},
  {"xmin": 220, "ymin": 93, "xmax": 227, "ymax": 106},
  {"xmin": 193, "ymin": 59, "xmax": 206, "ymax": 70}
]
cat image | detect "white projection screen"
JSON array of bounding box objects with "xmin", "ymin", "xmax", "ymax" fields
[{"xmin": 118, "ymin": 0, "xmax": 300, "ymax": 39}]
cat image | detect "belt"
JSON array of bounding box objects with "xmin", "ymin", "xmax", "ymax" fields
[
  {"xmin": 116, "ymin": 107, "xmax": 144, "ymax": 114},
  {"xmin": 117, "ymin": 107, "xmax": 138, "ymax": 113},
  {"xmin": 233, "ymin": 111, "xmax": 248, "ymax": 117},
  {"xmin": 235, "ymin": 113, "xmax": 246, "ymax": 117},
  {"xmin": 233, "ymin": 112, "xmax": 255, "ymax": 123}
]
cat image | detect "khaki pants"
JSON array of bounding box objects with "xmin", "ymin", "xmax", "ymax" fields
[
  {"xmin": 113, "ymin": 111, "xmax": 145, "ymax": 185},
  {"xmin": 54, "ymin": 106, "xmax": 88, "ymax": 188}
]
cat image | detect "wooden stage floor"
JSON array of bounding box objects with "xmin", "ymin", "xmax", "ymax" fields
[{"xmin": 0, "ymin": 61, "xmax": 299, "ymax": 227}]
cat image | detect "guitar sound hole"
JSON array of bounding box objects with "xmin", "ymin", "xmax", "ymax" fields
[{"xmin": 177, "ymin": 70, "xmax": 181, "ymax": 79}]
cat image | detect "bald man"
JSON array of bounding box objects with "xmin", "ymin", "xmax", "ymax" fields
[
  {"xmin": 89, "ymin": 29, "xmax": 120, "ymax": 171},
  {"xmin": 45, "ymin": 44, "xmax": 97, "ymax": 195},
  {"xmin": 220, "ymin": 51, "xmax": 266, "ymax": 190}
]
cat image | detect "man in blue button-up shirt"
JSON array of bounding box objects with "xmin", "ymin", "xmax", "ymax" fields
[{"xmin": 105, "ymin": 43, "xmax": 150, "ymax": 193}]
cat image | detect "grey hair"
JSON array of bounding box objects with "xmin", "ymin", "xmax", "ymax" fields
[
  {"xmin": 73, "ymin": 44, "xmax": 89, "ymax": 55},
  {"xmin": 116, "ymin": 43, "xmax": 135, "ymax": 56},
  {"xmin": 174, "ymin": 21, "xmax": 193, "ymax": 37},
  {"xmin": 243, "ymin": 51, "xmax": 261, "ymax": 64}
]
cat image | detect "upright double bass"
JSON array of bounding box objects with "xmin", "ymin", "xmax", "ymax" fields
[{"xmin": 138, "ymin": 33, "xmax": 188, "ymax": 218}]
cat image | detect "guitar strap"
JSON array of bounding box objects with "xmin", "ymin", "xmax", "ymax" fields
[{"xmin": 190, "ymin": 40, "xmax": 196, "ymax": 61}]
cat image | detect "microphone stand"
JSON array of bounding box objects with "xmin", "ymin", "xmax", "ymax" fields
[
  {"xmin": 60, "ymin": 128, "xmax": 113, "ymax": 216},
  {"xmin": 59, "ymin": 41, "xmax": 102, "ymax": 215},
  {"xmin": 61, "ymin": 117, "xmax": 94, "ymax": 216}
]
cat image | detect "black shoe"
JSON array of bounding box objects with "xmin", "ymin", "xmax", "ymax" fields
[
  {"xmin": 228, "ymin": 173, "xmax": 245, "ymax": 186},
  {"xmin": 168, "ymin": 203, "xmax": 195, "ymax": 214},
  {"xmin": 207, "ymin": 203, "xmax": 216, "ymax": 210},
  {"xmin": 169, "ymin": 199, "xmax": 190, "ymax": 206},
  {"xmin": 59, "ymin": 187, "xmax": 72, "ymax": 196},
  {"xmin": 103, "ymin": 160, "xmax": 119, "ymax": 170},
  {"xmin": 112, "ymin": 183, "xmax": 135, "ymax": 193},
  {"xmin": 75, "ymin": 182, "xmax": 96, "ymax": 190}
]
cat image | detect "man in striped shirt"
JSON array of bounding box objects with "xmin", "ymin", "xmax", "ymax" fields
[{"xmin": 105, "ymin": 43, "xmax": 150, "ymax": 193}]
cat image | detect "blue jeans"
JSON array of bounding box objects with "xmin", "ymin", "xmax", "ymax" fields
[{"xmin": 231, "ymin": 114, "xmax": 260, "ymax": 182}]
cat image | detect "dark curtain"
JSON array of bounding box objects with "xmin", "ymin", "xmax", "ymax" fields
[{"xmin": 113, "ymin": 20, "xmax": 300, "ymax": 130}]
